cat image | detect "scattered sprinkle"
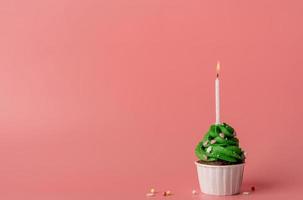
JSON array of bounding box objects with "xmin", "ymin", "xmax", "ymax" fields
[
  {"xmin": 251, "ymin": 186, "xmax": 255, "ymax": 191},
  {"xmin": 146, "ymin": 193, "xmax": 155, "ymax": 197},
  {"xmin": 150, "ymin": 188, "xmax": 156, "ymax": 193},
  {"xmin": 163, "ymin": 190, "xmax": 172, "ymax": 196},
  {"xmin": 219, "ymin": 133, "xmax": 225, "ymax": 138},
  {"xmin": 203, "ymin": 155, "xmax": 208, "ymax": 160},
  {"xmin": 244, "ymin": 152, "xmax": 247, "ymax": 156},
  {"xmin": 203, "ymin": 141, "xmax": 209, "ymax": 147},
  {"xmin": 210, "ymin": 139, "xmax": 216, "ymax": 144},
  {"xmin": 242, "ymin": 192, "xmax": 250, "ymax": 195},
  {"xmin": 192, "ymin": 190, "xmax": 198, "ymax": 195}
]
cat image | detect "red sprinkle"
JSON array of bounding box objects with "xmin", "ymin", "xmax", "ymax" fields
[
  {"xmin": 163, "ymin": 191, "xmax": 172, "ymax": 196},
  {"xmin": 251, "ymin": 186, "xmax": 255, "ymax": 191}
]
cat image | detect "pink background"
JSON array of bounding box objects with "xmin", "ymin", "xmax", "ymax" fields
[{"xmin": 0, "ymin": 0, "xmax": 303, "ymax": 199}]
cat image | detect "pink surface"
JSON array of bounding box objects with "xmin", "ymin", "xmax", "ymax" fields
[{"xmin": 0, "ymin": 0, "xmax": 303, "ymax": 199}]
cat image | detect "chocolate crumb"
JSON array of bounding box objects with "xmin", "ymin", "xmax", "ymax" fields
[{"xmin": 197, "ymin": 160, "xmax": 244, "ymax": 166}]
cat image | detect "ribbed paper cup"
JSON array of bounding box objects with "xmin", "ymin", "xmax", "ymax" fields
[{"xmin": 195, "ymin": 161, "xmax": 244, "ymax": 195}]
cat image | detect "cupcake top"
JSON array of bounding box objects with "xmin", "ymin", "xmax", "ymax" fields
[{"xmin": 195, "ymin": 123, "xmax": 245, "ymax": 164}]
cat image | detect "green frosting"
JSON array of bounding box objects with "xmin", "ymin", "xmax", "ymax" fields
[{"xmin": 195, "ymin": 123, "xmax": 245, "ymax": 163}]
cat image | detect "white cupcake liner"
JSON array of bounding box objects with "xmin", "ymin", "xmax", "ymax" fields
[{"xmin": 195, "ymin": 162, "xmax": 244, "ymax": 195}]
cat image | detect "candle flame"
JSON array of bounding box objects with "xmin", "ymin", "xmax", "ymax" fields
[
  {"xmin": 216, "ymin": 61, "xmax": 220, "ymax": 77},
  {"xmin": 216, "ymin": 61, "xmax": 220, "ymax": 72}
]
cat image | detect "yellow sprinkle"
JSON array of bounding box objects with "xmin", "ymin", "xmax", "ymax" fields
[
  {"xmin": 146, "ymin": 193, "xmax": 155, "ymax": 197},
  {"xmin": 242, "ymin": 192, "xmax": 250, "ymax": 195}
]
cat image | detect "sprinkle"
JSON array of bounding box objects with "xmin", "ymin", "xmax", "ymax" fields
[
  {"xmin": 251, "ymin": 186, "xmax": 255, "ymax": 191},
  {"xmin": 203, "ymin": 140, "xmax": 209, "ymax": 147},
  {"xmin": 146, "ymin": 193, "xmax": 155, "ymax": 197},
  {"xmin": 219, "ymin": 133, "xmax": 224, "ymax": 138},
  {"xmin": 244, "ymin": 151, "xmax": 247, "ymax": 156},
  {"xmin": 192, "ymin": 190, "xmax": 198, "ymax": 195},
  {"xmin": 206, "ymin": 146, "xmax": 212, "ymax": 153},
  {"xmin": 210, "ymin": 139, "xmax": 216, "ymax": 144},
  {"xmin": 163, "ymin": 190, "xmax": 172, "ymax": 196},
  {"xmin": 242, "ymin": 192, "xmax": 250, "ymax": 195},
  {"xmin": 203, "ymin": 155, "xmax": 208, "ymax": 160}
]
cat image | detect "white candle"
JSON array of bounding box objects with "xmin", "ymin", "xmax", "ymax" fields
[{"xmin": 215, "ymin": 61, "xmax": 220, "ymax": 124}]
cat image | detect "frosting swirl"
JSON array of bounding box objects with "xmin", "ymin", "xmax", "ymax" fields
[{"xmin": 195, "ymin": 123, "xmax": 245, "ymax": 163}]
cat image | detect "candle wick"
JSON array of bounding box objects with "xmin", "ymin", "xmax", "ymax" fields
[{"xmin": 216, "ymin": 73, "xmax": 219, "ymax": 78}]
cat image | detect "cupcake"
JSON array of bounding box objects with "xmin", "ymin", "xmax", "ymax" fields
[{"xmin": 195, "ymin": 123, "xmax": 245, "ymax": 195}]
